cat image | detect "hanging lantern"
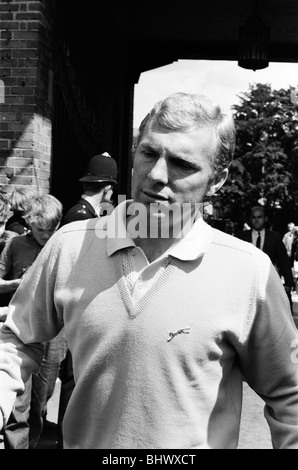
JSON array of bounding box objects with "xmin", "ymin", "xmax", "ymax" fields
[{"xmin": 238, "ymin": 11, "xmax": 270, "ymax": 71}]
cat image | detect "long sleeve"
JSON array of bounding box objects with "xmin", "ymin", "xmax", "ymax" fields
[
  {"xmin": 238, "ymin": 259, "xmax": 298, "ymax": 448},
  {"xmin": 274, "ymin": 236, "xmax": 294, "ymax": 287},
  {"xmin": 0, "ymin": 230, "xmax": 64, "ymax": 428}
]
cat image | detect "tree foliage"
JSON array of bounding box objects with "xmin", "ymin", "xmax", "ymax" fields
[{"xmin": 214, "ymin": 83, "xmax": 298, "ymax": 231}]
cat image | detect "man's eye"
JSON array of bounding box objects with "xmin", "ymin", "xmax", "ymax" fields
[
  {"xmin": 142, "ymin": 150, "xmax": 156, "ymax": 157},
  {"xmin": 172, "ymin": 159, "xmax": 194, "ymax": 171}
]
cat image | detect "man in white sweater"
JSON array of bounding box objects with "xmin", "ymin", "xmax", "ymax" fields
[{"xmin": 0, "ymin": 92, "xmax": 298, "ymax": 449}]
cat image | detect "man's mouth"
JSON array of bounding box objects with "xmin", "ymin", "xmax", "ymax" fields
[{"xmin": 143, "ymin": 190, "xmax": 169, "ymax": 202}]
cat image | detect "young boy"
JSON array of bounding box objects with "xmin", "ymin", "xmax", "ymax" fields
[
  {"xmin": 0, "ymin": 192, "xmax": 18, "ymax": 255},
  {"xmin": 5, "ymin": 186, "xmax": 39, "ymax": 235},
  {"xmin": 0, "ymin": 193, "xmax": 67, "ymax": 449},
  {"xmin": 0, "ymin": 194, "xmax": 18, "ymax": 308}
]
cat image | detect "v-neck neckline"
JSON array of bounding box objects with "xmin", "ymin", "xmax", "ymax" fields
[{"xmin": 114, "ymin": 251, "xmax": 176, "ymax": 318}]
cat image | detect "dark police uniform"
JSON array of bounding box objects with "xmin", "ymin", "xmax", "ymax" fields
[
  {"xmin": 57, "ymin": 152, "xmax": 118, "ymax": 448},
  {"xmin": 61, "ymin": 198, "xmax": 97, "ymax": 226}
]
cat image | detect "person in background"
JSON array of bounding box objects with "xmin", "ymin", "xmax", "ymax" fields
[
  {"xmin": 225, "ymin": 220, "xmax": 236, "ymax": 236},
  {"xmin": 5, "ymin": 186, "xmax": 39, "ymax": 235},
  {"xmin": 57, "ymin": 152, "xmax": 118, "ymax": 448},
  {"xmin": 283, "ymin": 221, "xmax": 296, "ymax": 258},
  {"xmin": 0, "ymin": 194, "xmax": 18, "ymax": 307},
  {"xmin": 0, "ymin": 193, "xmax": 18, "ymax": 256},
  {"xmin": 0, "ymin": 194, "xmax": 67, "ymax": 449},
  {"xmin": 62, "ymin": 152, "xmax": 117, "ymax": 224},
  {"xmin": 235, "ymin": 206, "xmax": 295, "ymax": 313},
  {"xmin": 0, "ymin": 92, "xmax": 297, "ymax": 449}
]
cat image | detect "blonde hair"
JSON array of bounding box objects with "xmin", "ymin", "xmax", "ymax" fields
[
  {"xmin": 24, "ymin": 194, "xmax": 63, "ymax": 228},
  {"xmin": 136, "ymin": 92, "xmax": 236, "ymax": 176},
  {"xmin": 0, "ymin": 194, "xmax": 10, "ymax": 226},
  {"xmin": 9, "ymin": 186, "xmax": 39, "ymax": 214}
]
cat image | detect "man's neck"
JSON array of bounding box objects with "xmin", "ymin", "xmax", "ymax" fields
[
  {"xmin": 126, "ymin": 202, "xmax": 198, "ymax": 263},
  {"xmin": 82, "ymin": 193, "xmax": 102, "ymax": 212},
  {"xmin": 134, "ymin": 236, "xmax": 175, "ymax": 263}
]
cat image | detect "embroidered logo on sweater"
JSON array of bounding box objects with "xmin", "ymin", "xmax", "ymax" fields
[{"xmin": 167, "ymin": 327, "xmax": 191, "ymax": 342}]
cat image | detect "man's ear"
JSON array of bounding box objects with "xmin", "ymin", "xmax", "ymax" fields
[
  {"xmin": 206, "ymin": 169, "xmax": 229, "ymax": 197},
  {"xmin": 131, "ymin": 144, "xmax": 137, "ymax": 163},
  {"xmin": 104, "ymin": 184, "xmax": 112, "ymax": 193}
]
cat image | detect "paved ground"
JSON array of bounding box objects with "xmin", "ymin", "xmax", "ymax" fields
[{"xmin": 1, "ymin": 295, "xmax": 298, "ymax": 450}]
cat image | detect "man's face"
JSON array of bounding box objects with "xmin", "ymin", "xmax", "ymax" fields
[
  {"xmin": 250, "ymin": 210, "xmax": 265, "ymax": 231},
  {"xmin": 132, "ymin": 121, "xmax": 227, "ymax": 211}
]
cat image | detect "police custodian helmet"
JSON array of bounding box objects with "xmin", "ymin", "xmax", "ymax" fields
[{"xmin": 79, "ymin": 152, "xmax": 118, "ymax": 185}]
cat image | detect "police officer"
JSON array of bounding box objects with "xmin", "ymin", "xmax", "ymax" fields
[
  {"xmin": 61, "ymin": 152, "xmax": 118, "ymax": 225},
  {"xmin": 57, "ymin": 152, "xmax": 118, "ymax": 448}
]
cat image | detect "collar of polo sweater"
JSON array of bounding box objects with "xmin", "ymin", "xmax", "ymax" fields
[{"xmin": 106, "ymin": 200, "xmax": 213, "ymax": 261}]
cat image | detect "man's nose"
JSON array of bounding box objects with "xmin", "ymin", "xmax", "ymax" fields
[{"xmin": 148, "ymin": 157, "xmax": 168, "ymax": 184}]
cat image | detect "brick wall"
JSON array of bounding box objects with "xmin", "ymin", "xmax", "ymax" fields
[{"xmin": 0, "ymin": 0, "xmax": 56, "ymax": 195}]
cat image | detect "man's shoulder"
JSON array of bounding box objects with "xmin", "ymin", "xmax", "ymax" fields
[
  {"xmin": 58, "ymin": 217, "xmax": 108, "ymax": 242},
  {"xmin": 42, "ymin": 218, "xmax": 108, "ymax": 261},
  {"xmin": 234, "ymin": 229, "xmax": 251, "ymax": 241},
  {"xmin": 265, "ymin": 229, "xmax": 282, "ymax": 240},
  {"xmin": 211, "ymin": 228, "xmax": 267, "ymax": 260},
  {"xmin": 62, "ymin": 200, "xmax": 95, "ymax": 224}
]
